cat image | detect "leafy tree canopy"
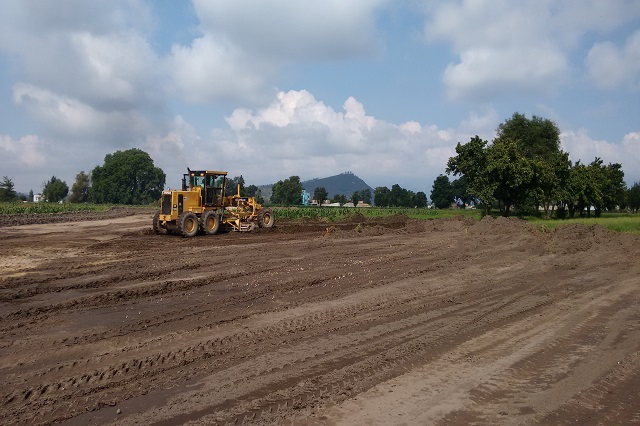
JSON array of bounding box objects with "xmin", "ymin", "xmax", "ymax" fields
[
  {"xmin": 68, "ymin": 171, "xmax": 91, "ymax": 203},
  {"xmin": 431, "ymin": 175, "xmax": 453, "ymax": 209},
  {"xmin": 313, "ymin": 186, "xmax": 328, "ymax": 205},
  {"xmin": 244, "ymin": 184, "xmax": 265, "ymax": 204},
  {"xmin": 628, "ymin": 182, "xmax": 640, "ymax": 213},
  {"xmin": 485, "ymin": 138, "xmax": 535, "ymax": 216},
  {"xmin": 42, "ymin": 176, "xmax": 69, "ymax": 203},
  {"xmin": 89, "ymin": 148, "xmax": 165, "ymax": 205},
  {"xmin": 374, "ymin": 186, "xmax": 390, "ymax": 207},
  {"xmin": 0, "ymin": 176, "xmax": 18, "ymax": 202},
  {"xmin": 226, "ymin": 175, "xmax": 245, "ymax": 197},
  {"xmin": 360, "ymin": 188, "xmax": 372, "ymax": 205},
  {"xmin": 414, "ymin": 191, "xmax": 428, "ymax": 208},
  {"xmin": 447, "ymin": 135, "xmax": 495, "ymax": 215},
  {"xmin": 373, "ymin": 184, "xmax": 417, "ymax": 207},
  {"xmin": 331, "ymin": 194, "xmax": 348, "ymax": 205},
  {"xmin": 496, "ymin": 112, "xmax": 561, "ymax": 159},
  {"xmin": 351, "ymin": 190, "xmax": 360, "ymax": 206},
  {"xmin": 271, "ymin": 176, "xmax": 302, "ymax": 205},
  {"xmin": 446, "ymin": 117, "xmax": 627, "ymax": 217}
]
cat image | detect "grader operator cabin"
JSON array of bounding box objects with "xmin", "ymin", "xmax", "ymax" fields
[{"xmin": 153, "ymin": 168, "xmax": 274, "ymax": 237}]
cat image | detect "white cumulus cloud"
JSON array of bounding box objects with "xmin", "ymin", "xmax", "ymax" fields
[
  {"xmin": 192, "ymin": 0, "xmax": 385, "ymax": 59},
  {"xmin": 166, "ymin": 0, "xmax": 387, "ymax": 104},
  {"xmin": 424, "ymin": 0, "xmax": 640, "ymax": 100},
  {"xmin": 586, "ymin": 31, "xmax": 640, "ymax": 90},
  {"xmin": 210, "ymin": 90, "xmax": 474, "ymax": 189},
  {"xmin": 0, "ymin": 134, "xmax": 47, "ymax": 168},
  {"xmin": 13, "ymin": 83, "xmax": 150, "ymax": 144}
]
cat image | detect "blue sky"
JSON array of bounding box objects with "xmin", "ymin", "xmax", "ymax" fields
[{"xmin": 1, "ymin": 0, "xmax": 639, "ymax": 195}]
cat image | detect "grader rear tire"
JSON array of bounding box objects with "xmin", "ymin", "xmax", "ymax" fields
[
  {"xmin": 178, "ymin": 212, "xmax": 199, "ymax": 237},
  {"xmin": 258, "ymin": 208, "xmax": 274, "ymax": 228},
  {"xmin": 201, "ymin": 211, "xmax": 220, "ymax": 235}
]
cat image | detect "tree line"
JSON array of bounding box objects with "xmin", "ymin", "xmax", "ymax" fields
[
  {"xmin": 269, "ymin": 175, "xmax": 427, "ymax": 207},
  {"xmin": 3, "ymin": 116, "xmax": 639, "ymax": 214},
  {"xmin": 442, "ymin": 112, "xmax": 637, "ymax": 217},
  {"xmin": 1, "ymin": 149, "xmax": 165, "ymax": 204}
]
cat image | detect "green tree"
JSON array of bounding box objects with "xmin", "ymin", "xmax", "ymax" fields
[
  {"xmin": 271, "ymin": 176, "xmax": 302, "ymax": 205},
  {"xmin": 42, "ymin": 176, "xmax": 69, "ymax": 202},
  {"xmin": 313, "ymin": 186, "xmax": 328, "ymax": 205},
  {"xmin": 226, "ymin": 175, "xmax": 245, "ymax": 196},
  {"xmin": 431, "ymin": 175, "xmax": 453, "ymax": 209},
  {"xmin": 351, "ymin": 190, "xmax": 360, "ymax": 206},
  {"xmin": 496, "ymin": 112, "xmax": 561, "ymax": 160},
  {"xmin": 0, "ymin": 176, "xmax": 17, "ymax": 201},
  {"xmin": 331, "ymin": 194, "xmax": 348, "ymax": 205},
  {"xmin": 28, "ymin": 189, "xmax": 34, "ymax": 202},
  {"xmin": 446, "ymin": 136, "xmax": 495, "ymax": 215},
  {"xmin": 600, "ymin": 162, "xmax": 626, "ymax": 213},
  {"xmin": 389, "ymin": 184, "xmax": 413, "ymax": 207},
  {"xmin": 90, "ymin": 148, "xmax": 165, "ymax": 204},
  {"xmin": 450, "ymin": 176, "xmax": 469, "ymax": 206},
  {"xmin": 564, "ymin": 161, "xmax": 589, "ymax": 218},
  {"xmin": 360, "ymin": 188, "xmax": 372, "ymax": 205},
  {"xmin": 628, "ymin": 182, "xmax": 640, "ymax": 213},
  {"xmin": 244, "ymin": 184, "xmax": 265, "ymax": 204},
  {"xmin": 68, "ymin": 171, "xmax": 91, "ymax": 203},
  {"xmin": 374, "ymin": 186, "xmax": 390, "ymax": 207},
  {"xmin": 413, "ymin": 191, "xmax": 428, "ymax": 208},
  {"xmin": 532, "ymin": 152, "xmax": 571, "ymax": 218},
  {"xmin": 485, "ymin": 138, "xmax": 535, "ymax": 216}
]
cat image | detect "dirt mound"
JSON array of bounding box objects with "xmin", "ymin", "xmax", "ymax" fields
[
  {"xmin": 469, "ymin": 215, "xmax": 536, "ymax": 235},
  {"xmin": 321, "ymin": 214, "xmax": 416, "ymax": 238},
  {"xmin": 549, "ymin": 223, "xmax": 638, "ymax": 257}
]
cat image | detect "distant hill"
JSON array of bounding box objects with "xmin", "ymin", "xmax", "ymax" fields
[
  {"xmin": 301, "ymin": 172, "xmax": 373, "ymax": 198},
  {"xmin": 257, "ymin": 172, "xmax": 373, "ymax": 202}
]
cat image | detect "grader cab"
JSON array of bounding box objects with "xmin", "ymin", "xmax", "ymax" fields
[{"xmin": 153, "ymin": 169, "xmax": 274, "ymax": 237}]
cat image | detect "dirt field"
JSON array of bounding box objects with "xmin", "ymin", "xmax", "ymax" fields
[{"xmin": 1, "ymin": 210, "xmax": 639, "ymax": 425}]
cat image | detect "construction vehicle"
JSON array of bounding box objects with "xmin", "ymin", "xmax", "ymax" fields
[{"xmin": 153, "ymin": 168, "xmax": 274, "ymax": 237}]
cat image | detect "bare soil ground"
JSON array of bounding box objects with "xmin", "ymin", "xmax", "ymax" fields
[{"xmin": 1, "ymin": 211, "xmax": 639, "ymax": 425}]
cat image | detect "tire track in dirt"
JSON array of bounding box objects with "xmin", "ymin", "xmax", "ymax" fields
[{"xmin": 1, "ymin": 213, "xmax": 639, "ymax": 425}]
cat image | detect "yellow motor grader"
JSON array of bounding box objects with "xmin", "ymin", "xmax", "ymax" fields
[{"xmin": 153, "ymin": 168, "xmax": 274, "ymax": 237}]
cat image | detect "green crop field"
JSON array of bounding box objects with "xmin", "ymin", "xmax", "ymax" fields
[
  {"xmin": 272, "ymin": 206, "xmax": 480, "ymax": 222},
  {"xmin": 0, "ymin": 202, "xmax": 110, "ymax": 215}
]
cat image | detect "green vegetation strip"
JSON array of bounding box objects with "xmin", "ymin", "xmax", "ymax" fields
[
  {"xmin": 273, "ymin": 207, "xmax": 640, "ymax": 234},
  {"xmin": 272, "ymin": 207, "xmax": 481, "ymax": 222},
  {"xmin": 526, "ymin": 214, "xmax": 640, "ymax": 234},
  {"xmin": 0, "ymin": 203, "xmax": 110, "ymax": 215}
]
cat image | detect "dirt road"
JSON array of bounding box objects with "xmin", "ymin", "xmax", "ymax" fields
[{"xmin": 1, "ymin": 211, "xmax": 639, "ymax": 425}]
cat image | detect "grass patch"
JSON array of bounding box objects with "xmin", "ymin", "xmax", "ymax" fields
[{"xmin": 525, "ymin": 213, "xmax": 640, "ymax": 234}]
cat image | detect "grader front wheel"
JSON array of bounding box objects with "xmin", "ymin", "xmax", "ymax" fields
[
  {"xmin": 178, "ymin": 212, "xmax": 199, "ymax": 237},
  {"xmin": 152, "ymin": 211, "xmax": 167, "ymax": 235}
]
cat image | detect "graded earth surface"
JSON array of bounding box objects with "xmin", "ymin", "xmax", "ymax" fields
[{"xmin": 1, "ymin": 210, "xmax": 639, "ymax": 425}]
